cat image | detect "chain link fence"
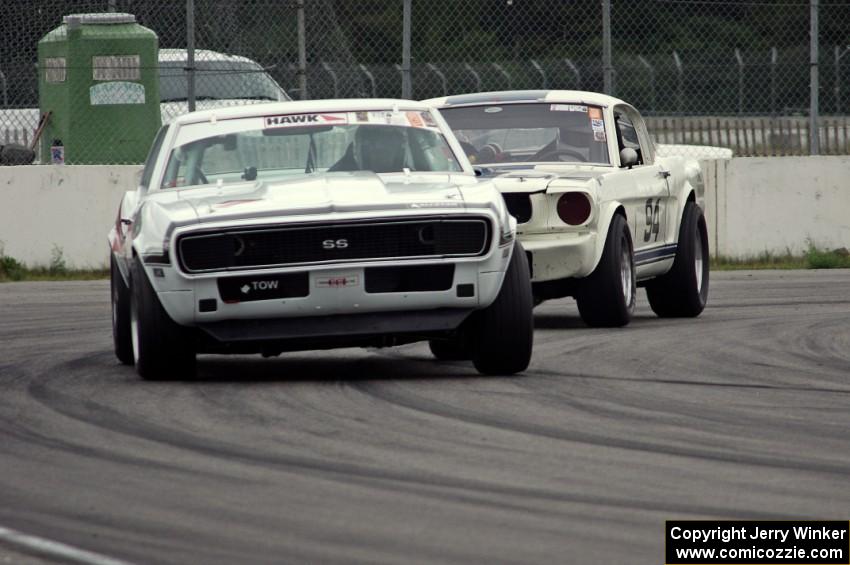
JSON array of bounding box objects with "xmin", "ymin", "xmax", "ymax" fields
[{"xmin": 2, "ymin": 0, "xmax": 850, "ymax": 163}]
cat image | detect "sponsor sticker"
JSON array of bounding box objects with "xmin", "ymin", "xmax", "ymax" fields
[
  {"xmin": 50, "ymin": 144, "xmax": 65, "ymax": 164},
  {"xmin": 550, "ymin": 104, "xmax": 587, "ymax": 113},
  {"xmin": 217, "ymin": 273, "xmax": 309, "ymax": 303},
  {"xmin": 421, "ymin": 111, "xmax": 438, "ymax": 127},
  {"xmin": 594, "ymin": 130, "xmax": 607, "ymax": 142},
  {"xmin": 366, "ymin": 110, "xmax": 408, "ymax": 126},
  {"xmin": 406, "ymin": 111, "xmax": 425, "ymax": 127},
  {"xmin": 588, "ymin": 107, "xmax": 603, "ymax": 119},
  {"xmin": 264, "ymin": 113, "xmax": 348, "ymax": 128},
  {"xmin": 316, "ymin": 274, "xmax": 360, "ymax": 288},
  {"xmin": 355, "ymin": 111, "xmax": 369, "ymax": 123},
  {"xmin": 591, "ymin": 118, "xmax": 605, "ymax": 131}
]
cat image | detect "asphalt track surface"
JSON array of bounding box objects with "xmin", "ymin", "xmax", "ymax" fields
[{"xmin": 1, "ymin": 270, "xmax": 849, "ymax": 564}]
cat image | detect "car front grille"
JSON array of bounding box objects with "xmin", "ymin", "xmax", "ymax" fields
[
  {"xmin": 177, "ymin": 217, "xmax": 491, "ymax": 273},
  {"xmin": 502, "ymin": 193, "xmax": 532, "ymax": 223}
]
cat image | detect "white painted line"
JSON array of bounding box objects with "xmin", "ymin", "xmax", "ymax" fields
[{"xmin": 0, "ymin": 526, "xmax": 132, "ymax": 565}]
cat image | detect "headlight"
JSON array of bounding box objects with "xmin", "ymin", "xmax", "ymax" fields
[{"xmin": 556, "ymin": 192, "xmax": 592, "ymax": 226}]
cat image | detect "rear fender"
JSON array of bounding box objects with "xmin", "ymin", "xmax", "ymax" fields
[{"xmin": 658, "ymin": 155, "xmax": 705, "ymax": 246}]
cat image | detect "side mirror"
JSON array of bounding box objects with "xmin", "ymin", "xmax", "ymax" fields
[{"xmin": 619, "ymin": 147, "xmax": 638, "ymax": 168}]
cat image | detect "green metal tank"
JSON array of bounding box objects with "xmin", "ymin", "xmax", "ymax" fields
[{"xmin": 38, "ymin": 13, "xmax": 160, "ymax": 164}]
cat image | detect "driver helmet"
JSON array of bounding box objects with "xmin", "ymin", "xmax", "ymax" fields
[{"xmin": 353, "ymin": 126, "xmax": 406, "ymax": 173}]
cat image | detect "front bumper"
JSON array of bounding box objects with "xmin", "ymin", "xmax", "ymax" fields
[
  {"xmin": 152, "ymin": 258, "xmax": 508, "ymax": 330},
  {"xmin": 199, "ymin": 308, "xmax": 472, "ymax": 344},
  {"xmin": 519, "ymin": 231, "xmax": 597, "ymax": 282}
]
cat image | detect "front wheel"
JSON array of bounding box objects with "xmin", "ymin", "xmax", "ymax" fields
[
  {"xmin": 576, "ymin": 214, "xmax": 635, "ymax": 327},
  {"xmin": 645, "ymin": 201, "xmax": 709, "ymax": 317},
  {"xmin": 130, "ymin": 258, "xmax": 196, "ymax": 380},
  {"xmin": 469, "ymin": 242, "xmax": 534, "ymax": 375}
]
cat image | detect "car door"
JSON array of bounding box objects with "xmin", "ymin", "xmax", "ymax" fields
[{"xmin": 611, "ymin": 106, "xmax": 673, "ymax": 272}]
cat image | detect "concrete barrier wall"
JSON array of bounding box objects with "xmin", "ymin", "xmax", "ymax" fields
[
  {"xmin": 0, "ymin": 165, "xmax": 140, "ymax": 268},
  {"xmin": 702, "ymin": 156, "xmax": 850, "ymax": 257},
  {"xmin": 1, "ymin": 158, "xmax": 848, "ymax": 268}
]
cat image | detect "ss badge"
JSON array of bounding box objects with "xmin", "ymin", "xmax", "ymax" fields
[{"xmin": 322, "ymin": 238, "xmax": 349, "ymax": 249}]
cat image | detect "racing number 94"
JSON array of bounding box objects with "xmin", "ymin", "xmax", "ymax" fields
[{"xmin": 644, "ymin": 198, "xmax": 661, "ymax": 242}]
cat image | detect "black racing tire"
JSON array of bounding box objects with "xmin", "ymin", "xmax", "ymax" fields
[
  {"xmin": 645, "ymin": 201, "xmax": 709, "ymax": 318},
  {"xmin": 130, "ymin": 258, "xmax": 196, "ymax": 380},
  {"xmin": 428, "ymin": 337, "xmax": 471, "ymax": 361},
  {"xmin": 576, "ymin": 213, "xmax": 636, "ymax": 327},
  {"xmin": 111, "ymin": 256, "xmax": 134, "ymax": 365},
  {"xmin": 469, "ymin": 242, "xmax": 534, "ymax": 375}
]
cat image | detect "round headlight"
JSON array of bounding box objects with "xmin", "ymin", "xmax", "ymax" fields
[{"xmin": 556, "ymin": 192, "xmax": 591, "ymax": 225}]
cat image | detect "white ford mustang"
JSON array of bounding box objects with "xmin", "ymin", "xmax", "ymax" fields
[
  {"xmin": 109, "ymin": 99, "xmax": 533, "ymax": 379},
  {"xmin": 425, "ymin": 90, "xmax": 709, "ymax": 327}
]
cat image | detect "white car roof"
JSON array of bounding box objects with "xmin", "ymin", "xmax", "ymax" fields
[
  {"xmin": 423, "ymin": 90, "xmax": 627, "ymax": 109},
  {"xmin": 158, "ymin": 48, "xmax": 258, "ymax": 65},
  {"xmin": 174, "ymin": 99, "xmax": 435, "ymax": 126}
]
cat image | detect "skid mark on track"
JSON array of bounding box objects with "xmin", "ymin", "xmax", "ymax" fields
[
  {"xmin": 352, "ymin": 379, "xmax": 850, "ymax": 479},
  {"xmin": 21, "ymin": 360, "xmax": 795, "ymax": 521}
]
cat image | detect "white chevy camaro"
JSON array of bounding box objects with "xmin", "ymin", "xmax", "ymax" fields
[
  {"xmin": 425, "ymin": 90, "xmax": 709, "ymax": 327},
  {"xmin": 109, "ymin": 99, "xmax": 533, "ymax": 379}
]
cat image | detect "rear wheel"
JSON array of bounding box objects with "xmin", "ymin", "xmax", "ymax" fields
[
  {"xmin": 576, "ymin": 214, "xmax": 635, "ymax": 327},
  {"xmin": 645, "ymin": 201, "xmax": 709, "ymax": 317},
  {"xmin": 469, "ymin": 243, "xmax": 534, "ymax": 375},
  {"xmin": 111, "ymin": 256, "xmax": 133, "ymax": 365},
  {"xmin": 130, "ymin": 258, "xmax": 196, "ymax": 380}
]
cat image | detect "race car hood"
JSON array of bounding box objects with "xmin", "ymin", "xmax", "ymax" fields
[
  {"xmin": 170, "ymin": 171, "xmax": 475, "ymax": 224},
  {"xmin": 486, "ymin": 167, "xmax": 607, "ymax": 194}
]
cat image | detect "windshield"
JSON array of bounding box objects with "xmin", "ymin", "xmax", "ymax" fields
[
  {"xmin": 159, "ymin": 63, "xmax": 286, "ymax": 102},
  {"xmin": 439, "ymin": 103, "xmax": 610, "ymax": 165},
  {"xmin": 160, "ymin": 112, "xmax": 462, "ymax": 188}
]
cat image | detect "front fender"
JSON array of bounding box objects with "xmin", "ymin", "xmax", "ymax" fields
[
  {"xmin": 108, "ymin": 190, "xmax": 140, "ymax": 286},
  {"xmin": 588, "ymin": 200, "xmax": 626, "ymax": 275}
]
